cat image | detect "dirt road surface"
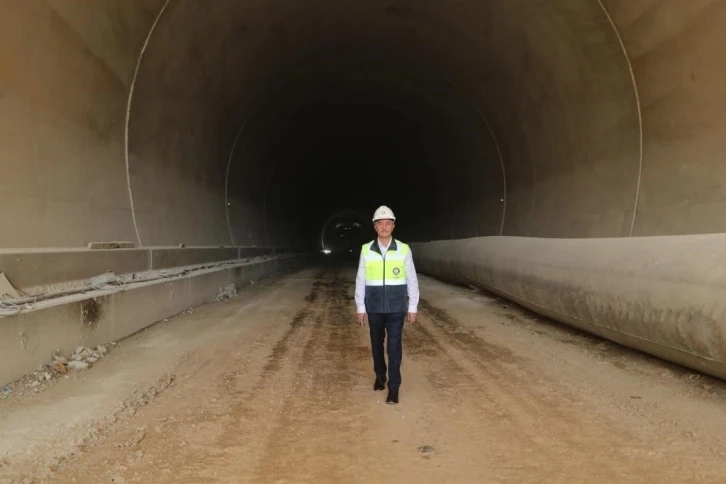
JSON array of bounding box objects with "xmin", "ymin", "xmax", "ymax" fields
[{"xmin": 2, "ymin": 264, "xmax": 726, "ymax": 483}]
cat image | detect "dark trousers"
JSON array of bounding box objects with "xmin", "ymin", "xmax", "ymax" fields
[{"xmin": 368, "ymin": 312, "xmax": 406, "ymax": 391}]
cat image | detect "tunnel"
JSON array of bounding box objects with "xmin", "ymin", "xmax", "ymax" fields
[
  {"xmin": 2, "ymin": 1, "xmax": 726, "ymax": 481},
  {"xmin": 2, "ymin": 0, "xmax": 665, "ymax": 250},
  {"xmin": 3, "ymin": 0, "xmax": 723, "ymax": 246}
]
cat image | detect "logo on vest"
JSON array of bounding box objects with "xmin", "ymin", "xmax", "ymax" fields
[{"xmin": 392, "ymin": 267, "xmax": 401, "ymax": 276}]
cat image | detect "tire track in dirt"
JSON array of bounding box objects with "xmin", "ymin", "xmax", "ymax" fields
[
  {"xmin": 46, "ymin": 269, "xmax": 326, "ymax": 483},
  {"xmin": 157, "ymin": 269, "xmax": 333, "ymax": 481},
  {"xmin": 411, "ymin": 297, "xmax": 711, "ymax": 482},
  {"xmin": 251, "ymin": 273, "xmax": 368, "ymax": 483},
  {"xmin": 212, "ymin": 271, "xmax": 329, "ymax": 455},
  {"xmin": 27, "ymin": 266, "xmax": 726, "ymax": 483},
  {"xmin": 219, "ymin": 273, "xmax": 327, "ymax": 397},
  {"xmin": 417, "ymin": 297, "xmax": 592, "ymax": 444},
  {"xmin": 403, "ymin": 314, "xmax": 571, "ymax": 478}
]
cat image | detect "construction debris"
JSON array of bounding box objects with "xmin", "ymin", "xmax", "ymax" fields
[
  {"xmin": 68, "ymin": 361, "xmax": 89, "ymax": 371},
  {"xmin": 55, "ymin": 345, "xmax": 109, "ymax": 374},
  {"xmin": 213, "ymin": 284, "xmax": 237, "ymax": 301},
  {"xmin": 89, "ymin": 272, "xmax": 121, "ymax": 288},
  {"xmin": 0, "ymin": 255, "xmax": 276, "ymax": 316},
  {"xmin": 0, "ymin": 272, "xmax": 23, "ymax": 300},
  {"xmin": 0, "ymin": 345, "xmax": 112, "ymax": 399},
  {"xmin": 87, "ymin": 241, "xmax": 137, "ymax": 250}
]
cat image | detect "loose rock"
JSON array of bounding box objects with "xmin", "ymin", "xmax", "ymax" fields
[
  {"xmin": 213, "ymin": 284, "xmax": 238, "ymax": 301},
  {"xmin": 52, "ymin": 354, "xmax": 67, "ymax": 364},
  {"xmin": 68, "ymin": 361, "xmax": 89, "ymax": 371},
  {"xmin": 51, "ymin": 362, "xmax": 68, "ymax": 375}
]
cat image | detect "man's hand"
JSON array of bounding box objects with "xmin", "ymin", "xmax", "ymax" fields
[
  {"xmin": 407, "ymin": 312, "xmax": 417, "ymax": 324},
  {"xmin": 357, "ymin": 312, "xmax": 368, "ymax": 326}
]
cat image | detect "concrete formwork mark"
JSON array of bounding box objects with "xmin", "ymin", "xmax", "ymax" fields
[
  {"xmin": 262, "ymin": 164, "xmax": 277, "ymax": 246},
  {"xmin": 225, "ymin": 80, "xmax": 297, "ymax": 247},
  {"xmin": 596, "ymin": 0, "xmax": 644, "ymax": 237},
  {"xmin": 124, "ymin": 0, "xmax": 173, "ymax": 248},
  {"xmin": 476, "ymin": 106, "xmax": 507, "ymax": 236},
  {"xmin": 225, "ymin": 111, "xmax": 255, "ymax": 247}
]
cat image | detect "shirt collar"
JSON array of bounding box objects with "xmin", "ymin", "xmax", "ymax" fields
[{"xmin": 372, "ymin": 238, "xmax": 397, "ymax": 254}]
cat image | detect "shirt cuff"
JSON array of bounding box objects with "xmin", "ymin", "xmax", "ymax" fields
[
  {"xmin": 408, "ymin": 306, "xmax": 417, "ymax": 313},
  {"xmin": 357, "ymin": 305, "xmax": 367, "ymax": 313}
]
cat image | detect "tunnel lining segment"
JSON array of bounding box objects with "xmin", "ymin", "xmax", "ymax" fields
[
  {"xmin": 262, "ymin": 165, "xmax": 277, "ymax": 246},
  {"xmin": 426, "ymin": 65, "xmax": 507, "ymax": 236},
  {"xmin": 596, "ymin": 0, "xmax": 643, "ymax": 237},
  {"xmin": 225, "ymin": 111, "xmax": 255, "ymax": 247},
  {"xmin": 124, "ymin": 0, "xmax": 173, "ymax": 248},
  {"xmin": 477, "ymin": 105, "xmax": 506, "ymax": 236},
  {"xmin": 224, "ymin": 76, "xmax": 301, "ymax": 248}
]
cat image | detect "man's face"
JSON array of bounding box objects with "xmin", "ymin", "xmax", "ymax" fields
[{"xmin": 374, "ymin": 219, "xmax": 395, "ymax": 238}]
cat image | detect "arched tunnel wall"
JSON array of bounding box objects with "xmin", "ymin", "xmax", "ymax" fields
[
  {"xmin": 4, "ymin": 0, "xmax": 726, "ymax": 248},
  {"xmin": 2, "ymin": 0, "xmax": 726, "ymax": 383}
]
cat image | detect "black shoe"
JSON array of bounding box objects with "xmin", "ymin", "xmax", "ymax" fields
[
  {"xmin": 386, "ymin": 390, "xmax": 399, "ymax": 404},
  {"xmin": 374, "ymin": 379, "xmax": 386, "ymax": 391}
]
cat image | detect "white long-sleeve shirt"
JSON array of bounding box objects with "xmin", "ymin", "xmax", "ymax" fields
[{"xmin": 355, "ymin": 238, "xmax": 420, "ymax": 313}]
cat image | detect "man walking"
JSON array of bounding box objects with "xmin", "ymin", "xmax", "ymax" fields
[{"xmin": 355, "ymin": 205, "xmax": 420, "ymax": 404}]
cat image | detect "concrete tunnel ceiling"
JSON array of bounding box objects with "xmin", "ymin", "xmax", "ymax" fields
[{"xmin": 2, "ymin": 0, "xmax": 726, "ymax": 250}]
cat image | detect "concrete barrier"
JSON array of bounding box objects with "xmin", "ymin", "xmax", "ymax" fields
[
  {"xmin": 0, "ymin": 254, "xmax": 305, "ymax": 387},
  {"xmin": 412, "ymin": 235, "xmax": 726, "ymax": 381},
  {"xmin": 0, "ymin": 246, "xmax": 292, "ymax": 294}
]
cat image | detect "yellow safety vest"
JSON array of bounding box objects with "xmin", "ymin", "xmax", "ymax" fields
[{"xmin": 361, "ymin": 239, "xmax": 409, "ymax": 313}]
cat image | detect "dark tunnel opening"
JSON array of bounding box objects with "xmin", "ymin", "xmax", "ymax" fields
[{"xmin": 230, "ymin": 55, "xmax": 505, "ymax": 251}]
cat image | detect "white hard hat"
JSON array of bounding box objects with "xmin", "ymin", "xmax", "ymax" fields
[{"xmin": 372, "ymin": 205, "xmax": 396, "ymax": 222}]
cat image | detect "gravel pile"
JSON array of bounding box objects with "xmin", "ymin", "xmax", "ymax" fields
[{"xmin": 1, "ymin": 344, "xmax": 113, "ymax": 399}]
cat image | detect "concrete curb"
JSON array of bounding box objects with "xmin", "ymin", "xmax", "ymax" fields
[
  {"xmin": 0, "ymin": 246, "xmax": 290, "ymax": 293},
  {"xmin": 0, "ymin": 254, "xmax": 304, "ymax": 387}
]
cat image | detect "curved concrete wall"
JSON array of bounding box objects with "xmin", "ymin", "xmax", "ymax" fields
[
  {"xmin": 413, "ymin": 235, "xmax": 726, "ymax": 381},
  {"xmin": 4, "ymin": 0, "xmax": 725, "ymax": 249},
  {"xmin": 0, "ymin": 1, "xmax": 163, "ymax": 248}
]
